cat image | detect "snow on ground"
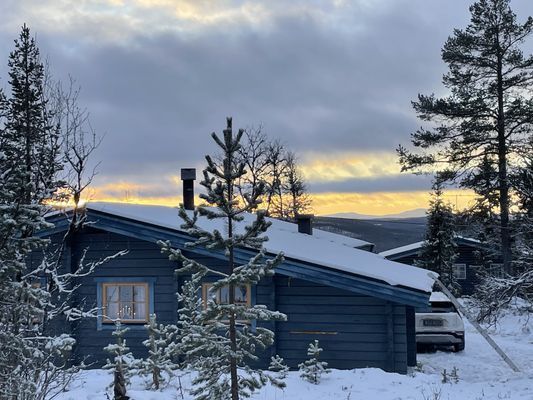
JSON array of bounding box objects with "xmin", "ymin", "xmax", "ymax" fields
[{"xmin": 53, "ymin": 303, "xmax": 533, "ymax": 400}]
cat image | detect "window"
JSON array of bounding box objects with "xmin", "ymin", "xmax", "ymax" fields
[
  {"xmin": 102, "ymin": 282, "xmax": 149, "ymax": 323},
  {"xmin": 452, "ymin": 264, "xmax": 467, "ymax": 280},
  {"xmin": 202, "ymin": 283, "xmax": 251, "ymax": 308},
  {"xmin": 489, "ymin": 263, "xmax": 504, "ymax": 278}
]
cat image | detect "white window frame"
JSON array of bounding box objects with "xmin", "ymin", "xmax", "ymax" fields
[
  {"xmin": 452, "ymin": 263, "xmax": 467, "ymax": 280},
  {"xmin": 489, "ymin": 263, "xmax": 504, "ymax": 278}
]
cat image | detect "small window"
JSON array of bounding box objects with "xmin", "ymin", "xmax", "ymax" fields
[
  {"xmin": 102, "ymin": 282, "xmax": 149, "ymax": 323},
  {"xmin": 489, "ymin": 263, "xmax": 504, "ymax": 278},
  {"xmin": 202, "ymin": 283, "xmax": 251, "ymax": 310},
  {"xmin": 452, "ymin": 264, "xmax": 467, "ymax": 280}
]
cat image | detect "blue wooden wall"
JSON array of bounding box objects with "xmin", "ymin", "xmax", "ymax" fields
[
  {"xmin": 47, "ymin": 226, "xmax": 413, "ymax": 373},
  {"xmin": 274, "ymin": 277, "xmax": 409, "ymax": 373}
]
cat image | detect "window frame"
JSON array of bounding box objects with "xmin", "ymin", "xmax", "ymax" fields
[
  {"xmin": 102, "ymin": 282, "xmax": 150, "ymax": 324},
  {"xmin": 95, "ymin": 277, "xmax": 156, "ymax": 330},
  {"xmin": 202, "ymin": 283, "xmax": 252, "ymax": 309},
  {"xmin": 452, "ymin": 263, "xmax": 467, "ymax": 280},
  {"xmin": 489, "ymin": 263, "xmax": 504, "ymax": 278}
]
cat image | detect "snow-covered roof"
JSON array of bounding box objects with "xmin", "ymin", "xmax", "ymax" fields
[
  {"xmin": 379, "ymin": 235, "xmax": 485, "ymax": 258},
  {"xmin": 429, "ymin": 291, "xmax": 450, "ymax": 303},
  {"xmin": 82, "ymin": 202, "xmax": 434, "ymax": 293},
  {"xmin": 379, "ymin": 242, "xmax": 425, "ymax": 258}
]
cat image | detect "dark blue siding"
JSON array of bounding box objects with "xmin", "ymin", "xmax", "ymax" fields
[
  {"xmin": 69, "ymin": 229, "xmax": 178, "ymax": 365},
  {"xmin": 42, "ymin": 226, "xmax": 413, "ymax": 374},
  {"xmin": 67, "ymin": 228, "xmax": 276, "ymax": 368},
  {"xmin": 274, "ymin": 277, "xmax": 409, "ymax": 373}
]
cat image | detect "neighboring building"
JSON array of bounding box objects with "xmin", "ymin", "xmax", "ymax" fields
[
  {"xmin": 379, "ymin": 237, "xmax": 503, "ymax": 295},
  {"xmin": 36, "ymin": 201, "xmax": 433, "ymax": 374}
]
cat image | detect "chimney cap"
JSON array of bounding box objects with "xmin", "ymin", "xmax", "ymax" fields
[{"xmin": 181, "ymin": 168, "xmax": 196, "ymax": 181}]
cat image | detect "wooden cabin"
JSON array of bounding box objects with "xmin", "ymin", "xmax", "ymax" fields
[{"xmin": 37, "ymin": 202, "xmax": 433, "ymax": 374}]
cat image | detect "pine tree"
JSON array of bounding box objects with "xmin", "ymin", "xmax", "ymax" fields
[
  {"xmin": 398, "ymin": 0, "xmax": 533, "ymax": 274},
  {"xmin": 164, "ymin": 263, "xmax": 219, "ymax": 369},
  {"xmin": 103, "ymin": 321, "xmax": 138, "ymax": 400},
  {"xmin": 140, "ymin": 314, "xmax": 174, "ymax": 390},
  {"xmin": 298, "ymin": 340, "xmax": 330, "ymax": 384},
  {"xmin": 160, "ymin": 117, "xmax": 287, "ymax": 400},
  {"xmin": 416, "ymin": 185, "xmax": 459, "ymax": 295}
]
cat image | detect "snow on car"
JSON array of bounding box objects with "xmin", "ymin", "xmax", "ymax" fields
[{"xmin": 416, "ymin": 291, "xmax": 465, "ymax": 352}]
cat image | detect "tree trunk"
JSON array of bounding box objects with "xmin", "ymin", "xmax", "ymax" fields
[
  {"xmin": 496, "ymin": 41, "xmax": 513, "ymax": 274},
  {"xmin": 227, "ymin": 185, "xmax": 239, "ymax": 400}
]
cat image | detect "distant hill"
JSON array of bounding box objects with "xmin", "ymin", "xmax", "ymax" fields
[
  {"xmin": 314, "ymin": 215, "xmax": 427, "ymax": 253},
  {"xmin": 326, "ymin": 208, "xmax": 427, "ymax": 220}
]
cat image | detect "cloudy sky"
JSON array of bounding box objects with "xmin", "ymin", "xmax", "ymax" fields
[{"xmin": 2, "ymin": 0, "xmax": 533, "ymax": 215}]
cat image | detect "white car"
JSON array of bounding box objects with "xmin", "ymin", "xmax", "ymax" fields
[{"xmin": 416, "ymin": 292, "xmax": 465, "ymax": 352}]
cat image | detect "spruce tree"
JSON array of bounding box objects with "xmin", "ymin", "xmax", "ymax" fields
[
  {"xmin": 160, "ymin": 117, "xmax": 286, "ymax": 400},
  {"xmin": 0, "ymin": 24, "xmax": 115, "ymax": 400},
  {"xmin": 416, "ymin": 185, "xmax": 459, "ymax": 295},
  {"xmin": 4, "ymin": 24, "xmax": 62, "ymax": 205},
  {"xmin": 298, "ymin": 340, "xmax": 330, "ymax": 385},
  {"xmin": 0, "ymin": 24, "xmax": 64, "ymax": 400},
  {"xmin": 398, "ymin": 0, "xmax": 533, "ymax": 273},
  {"xmin": 457, "ymin": 155, "xmax": 501, "ymax": 267},
  {"xmin": 513, "ymin": 150, "xmax": 533, "ymax": 263}
]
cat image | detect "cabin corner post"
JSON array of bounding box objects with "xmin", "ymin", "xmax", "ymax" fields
[
  {"xmin": 270, "ymin": 275, "xmax": 278, "ymax": 359},
  {"xmin": 386, "ymin": 302, "xmax": 395, "ymax": 372},
  {"xmin": 406, "ymin": 305, "xmax": 416, "ymax": 367}
]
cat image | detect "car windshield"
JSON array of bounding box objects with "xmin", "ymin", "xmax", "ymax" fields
[{"xmin": 430, "ymin": 301, "xmax": 457, "ymax": 313}]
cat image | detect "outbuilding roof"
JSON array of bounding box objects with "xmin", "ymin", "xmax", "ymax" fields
[{"xmin": 379, "ymin": 236, "xmax": 487, "ymax": 259}]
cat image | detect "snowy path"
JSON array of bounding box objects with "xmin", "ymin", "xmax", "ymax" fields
[{"xmin": 53, "ymin": 310, "xmax": 533, "ymax": 400}]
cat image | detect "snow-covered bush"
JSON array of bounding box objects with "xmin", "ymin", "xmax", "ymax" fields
[{"xmin": 298, "ymin": 340, "xmax": 330, "ymax": 384}]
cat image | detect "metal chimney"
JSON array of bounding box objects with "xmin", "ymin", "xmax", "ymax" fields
[
  {"xmin": 296, "ymin": 214, "xmax": 314, "ymax": 235},
  {"xmin": 181, "ymin": 168, "xmax": 196, "ymax": 210}
]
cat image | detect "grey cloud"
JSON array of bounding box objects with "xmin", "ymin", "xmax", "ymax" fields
[
  {"xmin": 1, "ymin": 0, "xmax": 533, "ymax": 191},
  {"xmin": 308, "ymin": 174, "xmax": 433, "ymax": 194}
]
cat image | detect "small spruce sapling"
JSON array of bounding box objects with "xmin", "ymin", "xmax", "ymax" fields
[
  {"xmin": 103, "ymin": 321, "xmax": 137, "ymax": 400},
  {"xmin": 450, "ymin": 366, "xmax": 459, "ymax": 384},
  {"xmin": 140, "ymin": 314, "xmax": 174, "ymax": 390},
  {"xmin": 298, "ymin": 340, "xmax": 330, "ymax": 384},
  {"xmin": 269, "ymin": 355, "xmax": 289, "ymax": 387}
]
